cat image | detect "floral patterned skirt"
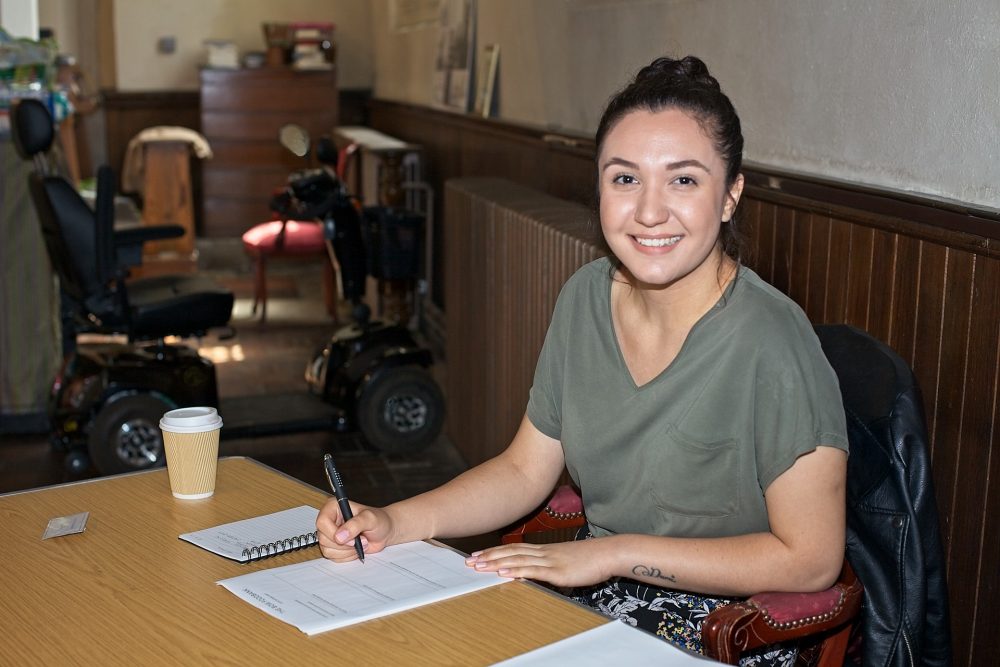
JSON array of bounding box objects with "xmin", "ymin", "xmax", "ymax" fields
[{"xmin": 573, "ymin": 578, "xmax": 797, "ymax": 666}]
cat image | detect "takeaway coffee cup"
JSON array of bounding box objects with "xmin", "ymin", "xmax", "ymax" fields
[{"xmin": 159, "ymin": 407, "xmax": 223, "ymax": 499}]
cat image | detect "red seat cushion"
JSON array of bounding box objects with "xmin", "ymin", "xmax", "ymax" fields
[
  {"xmin": 242, "ymin": 220, "xmax": 325, "ymax": 255},
  {"xmin": 546, "ymin": 485, "xmax": 584, "ymax": 515}
]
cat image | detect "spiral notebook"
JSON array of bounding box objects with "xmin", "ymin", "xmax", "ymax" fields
[{"xmin": 179, "ymin": 505, "xmax": 320, "ymax": 563}]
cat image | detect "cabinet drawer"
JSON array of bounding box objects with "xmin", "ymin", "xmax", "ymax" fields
[
  {"xmin": 206, "ymin": 140, "xmax": 306, "ymax": 168},
  {"xmin": 200, "ymin": 71, "xmax": 337, "ymax": 112},
  {"xmin": 203, "ymin": 167, "xmax": 291, "ymax": 199},
  {"xmin": 202, "ymin": 110, "xmax": 337, "ymax": 142}
]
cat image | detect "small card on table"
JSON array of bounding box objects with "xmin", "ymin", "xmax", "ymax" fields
[{"xmin": 42, "ymin": 512, "xmax": 90, "ymax": 539}]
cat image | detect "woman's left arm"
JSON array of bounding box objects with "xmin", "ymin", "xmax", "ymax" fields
[{"xmin": 468, "ymin": 445, "xmax": 847, "ymax": 596}]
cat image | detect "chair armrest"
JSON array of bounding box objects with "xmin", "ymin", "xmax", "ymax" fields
[
  {"xmin": 701, "ymin": 562, "xmax": 863, "ymax": 665},
  {"xmin": 112, "ymin": 224, "xmax": 186, "ymax": 268},
  {"xmin": 502, "ymin": 484, "xmax": 586, "ymax": 544},
  {"xmin": 114, "ymin": 224, "xmax": 185, "ymax": 247}
]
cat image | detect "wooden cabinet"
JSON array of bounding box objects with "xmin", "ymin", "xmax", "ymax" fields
[{"xmin": 199, "ymin": 67, "xmax": 338, "ymax": 237}]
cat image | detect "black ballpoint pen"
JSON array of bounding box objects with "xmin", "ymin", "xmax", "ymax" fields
[{"xmin": 324, "ymin": 453, "xmax": 365, "ymax": 562}]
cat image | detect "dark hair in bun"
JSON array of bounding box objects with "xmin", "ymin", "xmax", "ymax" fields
[{"xmin": 594, "ymin": 55, "xmax": 746, "ymax": 262}]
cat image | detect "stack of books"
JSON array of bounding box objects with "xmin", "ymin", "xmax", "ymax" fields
[{"xmin": 290, "ymin": 22, "xmax": 335, "ymax": 70}]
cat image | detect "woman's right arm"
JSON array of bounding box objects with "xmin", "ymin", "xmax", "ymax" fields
[{"xmin": 316, "ymin": 414, "xmax": 566, "ymax": 561}]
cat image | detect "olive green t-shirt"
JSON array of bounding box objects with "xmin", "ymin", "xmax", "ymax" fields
[{"xmin": 527, "ymin": 258, "xmax": 848, "ymax": 539}]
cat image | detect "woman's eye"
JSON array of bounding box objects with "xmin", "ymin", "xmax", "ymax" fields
[
  {"xmin": 673, "ymin": 175, "xmax": 697, "ymax": 186},
  {"xmin": 611, "ymin": 173, "xmax": 638, "ymax": 185}
]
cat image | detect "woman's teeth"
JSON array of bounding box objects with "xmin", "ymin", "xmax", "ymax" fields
[{"xmin": 635, "ymin": 236, "xmax": 681, "ymax": 247}]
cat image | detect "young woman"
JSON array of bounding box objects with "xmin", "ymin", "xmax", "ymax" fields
[{"xmin": 317, "ymin": 55, "xmax": 848, "ymax": 665}]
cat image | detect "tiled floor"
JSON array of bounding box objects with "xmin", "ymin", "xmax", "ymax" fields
[{"xmin": 0, "ymin": 246, "xmax": 495, "ymax": 553}]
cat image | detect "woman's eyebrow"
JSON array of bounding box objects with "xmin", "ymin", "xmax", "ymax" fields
[
  {"xmin": 665, "ymin": 159, "xmax": 711, "ymax": 173},
  {"xmin": 600, "ymin": 156, "xmax": 639, "ymax": 171}
]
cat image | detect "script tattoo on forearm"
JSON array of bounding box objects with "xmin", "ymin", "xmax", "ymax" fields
[{"xmin": 632, "ymin": 564, "xmax": 677, "ymax": 583}]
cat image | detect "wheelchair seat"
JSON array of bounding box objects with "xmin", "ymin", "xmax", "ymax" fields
[{"xmin": 12, "ymin": 98, "xmax": 233, "ymax": 342}]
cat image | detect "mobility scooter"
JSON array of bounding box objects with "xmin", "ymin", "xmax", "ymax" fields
[{"xmin": 12, "ymin": 99, "xmax": 444, "ymax": 475}]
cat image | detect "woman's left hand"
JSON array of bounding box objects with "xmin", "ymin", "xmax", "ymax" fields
[{"xmin": 464, "ymin": 539, "xmax": 615, "ymax": 588}]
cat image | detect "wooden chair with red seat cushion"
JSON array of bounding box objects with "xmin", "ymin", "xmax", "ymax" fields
[
  {"xmin": 241, "ymin": 218, "xmax": 335, "ymax": 322},
  {"xmin": 242, "ymin": 142, "xmax": 359, "ymax": 322},
  {"xmin": 501, "ymin": 484, "xmax": 862, "ymax": 666}
]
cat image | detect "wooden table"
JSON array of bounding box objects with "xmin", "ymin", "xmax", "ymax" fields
[{"xmin": 0, "ymin": 457, "xmax": 605, "ymax": 665}]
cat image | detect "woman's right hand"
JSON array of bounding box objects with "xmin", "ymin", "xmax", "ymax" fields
[{"xmin": 316, "ymin": 497, "xmax": 395, "ymax": 562}]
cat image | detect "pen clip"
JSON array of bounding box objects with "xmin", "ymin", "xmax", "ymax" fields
[{"xmin": 324, "ymin": 453, "xmax": 348, "ymax": 498}]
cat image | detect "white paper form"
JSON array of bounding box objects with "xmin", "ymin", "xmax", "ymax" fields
[
  {"xmin": 217, "ymin": 541, "xmax": 511, "ymax": 634},
  {"xmin": 179, "ymin": 506, "xmax": 320, "ymax": 562},
  {"xmin": 493, "ymin": 621, "xmax": 719, "ymax": 665}
]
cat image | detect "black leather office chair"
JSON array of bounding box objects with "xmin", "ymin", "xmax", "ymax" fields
[{"xmin": 11, "ymin": 98, "xmax": 233, "ymax": 343}]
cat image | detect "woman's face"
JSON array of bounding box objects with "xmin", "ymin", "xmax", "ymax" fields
[{"xmin": 598, "ymin": 107, "xmax": 743, "ymax": 290}]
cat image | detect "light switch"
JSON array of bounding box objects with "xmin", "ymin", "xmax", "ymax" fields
[{"xmin": 158, "ymin": 36, "xmax": 176, "ymax": 54}]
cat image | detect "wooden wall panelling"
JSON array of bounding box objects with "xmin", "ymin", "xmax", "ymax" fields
[
  {"xmin": 207, "ymin": 142, "xmax": 305, "ymax": 169},
  {"xmin": 786, "ymin": 208, "xmax": 811, "ymax": 309},
  {"xmin": 201, "ymin": 168, "xmax": 291, "ymax": 198},
  {"xmin": 973, "ymin": 327, "xmax": 1000, "ymax": 661},
  {"xmin": 911, "ymin": 243, "xmax": 949, "ymax": 462},
  {"xmin": 845, "ymin": 224, "xmax": 874, "ymax": 329},
  {"xmin": 935, "ymin": 249, "xmax": 976, "ymax": 551},
  {"xmin": 752, "ymin": 200, "xmax": 777, "ymax": 285},
  {"xmin": 887, "ymin": 234, "xmax": 922, "ymax": 362},
  {"xmin": 803, "ymin": 214, "xmax": 831, "ymax": 323},
  {"xmin": 743, "ymin": 190, "xmax": 1000, "ymax": 666},
  {"xmin": 866, "ymin": 229, "xmax": 898, "ymax": 343},
  {"xmin": 823, "ymin": 219, "xmax": 853, "ymax": 324},
  {"xmin": 770, "ymin": 205, "xmax": 794, "ymax": 296},
  {"xmin": 953, "ymin": 254, "xmax": 1000, "ymax": 663}
]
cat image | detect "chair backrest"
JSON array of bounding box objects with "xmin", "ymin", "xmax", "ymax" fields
[
  {"xmin": 11, "ymin": 97, "xmax": 55, "ymax": 160},
  {"xmin": 13, "ymin": 99, "xmax": 122, "ymax": 326},
  {"xmin": 814, "ymin": 324, "xmax": 951, "ymax": 666}
]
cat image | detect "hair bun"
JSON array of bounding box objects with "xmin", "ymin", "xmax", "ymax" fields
[{"xmin": 635, "ymin": 56, "xmax": 720, "ymax": 92}]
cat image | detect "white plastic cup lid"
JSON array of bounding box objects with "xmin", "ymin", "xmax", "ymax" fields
[{"xmin": 159, "ymin": 406, "xmax": 223, "ymax": 433}]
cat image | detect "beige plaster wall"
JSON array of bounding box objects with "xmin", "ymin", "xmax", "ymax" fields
[
  {"xmin": 111, "ymin": 0, "xmax": 373, "ymax": 90},
  {"xmin": 36, "ymin": 0, "xmax": 999, "ymax": 210},
  {"xmin": 371, "ymin": 0, "xmax": 1000, "ymax": 211}
]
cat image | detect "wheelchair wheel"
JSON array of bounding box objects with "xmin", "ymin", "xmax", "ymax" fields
[
  {"xmin": 88, "ymin": 393, "xmax": 172, "ymax": 474},
  {"xmin": 357, "ymin": 367, "xmax": 444, "ymax": 455}
]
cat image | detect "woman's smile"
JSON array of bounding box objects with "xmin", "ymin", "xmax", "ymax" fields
[{"xmin": 633, "ymin": 234, "xmax": 683, "ymax": 249}]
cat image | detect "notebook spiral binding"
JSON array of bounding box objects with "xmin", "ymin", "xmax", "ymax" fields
[{"xmin": 242, "ymin": 530, "xmax": 319, "ymax": 562}]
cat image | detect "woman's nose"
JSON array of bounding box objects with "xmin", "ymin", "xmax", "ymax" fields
[{"xmin": 634, "ymin": 187, "xmax": 669, "ymax": 226}]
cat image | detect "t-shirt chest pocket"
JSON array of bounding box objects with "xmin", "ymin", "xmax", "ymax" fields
[{"xmin": 645, "ymin": 425, "xmax": 742, "ymax": 518}]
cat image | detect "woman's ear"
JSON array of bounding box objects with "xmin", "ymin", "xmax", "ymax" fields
[{"xmin": 723, "ymin": 174, "xmax": 745, "ymax": 222}]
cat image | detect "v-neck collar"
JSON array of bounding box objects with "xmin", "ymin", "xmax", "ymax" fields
[{"xmin": 606, "ymin": 265, "xmax": 742, "ymax": 391}]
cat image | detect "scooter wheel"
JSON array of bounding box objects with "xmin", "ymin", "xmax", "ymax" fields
[
  {"xmin": 88, "ymin": 393, "xmax": 172, "ymax": 475},
  {"xmin": 357, "ymin": 367, "xmax": 444, "ymax": 455}
]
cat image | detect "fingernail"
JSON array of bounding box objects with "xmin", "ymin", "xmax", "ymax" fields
[
  {"xmin": 335, "ymin": 530, "xmax": 349, "ymax": 542},
  {"xmin": 498, "ymin": 568, "xmax": 510, "ymax": 576},
  {"xmin": 470, "ymin": 550, "xmax": 483, "ymax": 557},
  {"xmin": 474, "ymin": 562, "xmax": 488, "ymax": 570}
]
